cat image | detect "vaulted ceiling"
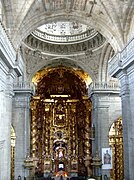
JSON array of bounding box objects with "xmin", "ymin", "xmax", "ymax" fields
[
  {"xmin": 1, "ymin": 0, "xmax": 134, "ymax": 51},
  {"xmin": 1, "ymin": 0, "xmax": 134, "ymax": 85}
]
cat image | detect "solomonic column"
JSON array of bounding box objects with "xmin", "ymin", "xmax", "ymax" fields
[{"xmin": 83, "ymin": 100, "xmax": 92, "ymax": 177}]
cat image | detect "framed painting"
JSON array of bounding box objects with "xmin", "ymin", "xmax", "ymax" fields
[{"xmin": 102, "ymin": 148, "xmax": 112, "ymax": 169}]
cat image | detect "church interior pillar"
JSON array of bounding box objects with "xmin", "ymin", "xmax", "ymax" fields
[
  {"xmin": 0, "ymin": 70, "xmax": 15, "ymax": 180},
  {"xmin": 117, "ymin": 69, "xmax": 134, "ymax": 180},
  {"xmin": 89, "ymin": 86, "xmax": 121, "ymax": 179},
  {"xmin": 12, "ymin": 88, "xmax": 33, "ymax": 179}
]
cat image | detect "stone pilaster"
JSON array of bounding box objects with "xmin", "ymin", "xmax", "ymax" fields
[
  {"xmin": 128, "ymin": 66, "xmax": 134, "ymax": 180},
  {"xmin": 0, "ymin": 69, "xmax": 15, "ymax": 180},
  {"xmin": 90, "ymin": 92, "xmax": 110, "ymax": 152},
  {"xmin": 13, "ymin": 85, "xmax": 33, "ymax": 179},
  {"xmin": 0, "ymin": 140, "xmax": 5, "ymax": 179},
  {"xmin": 108, "ymin": 37, "xmax": 134, "ymax": 180},
  {"xmin": 90, "ymin": 92, "xmax": 110, "ymax": 179},
  {"xmin": 89, "ymin": 82, "xmax": 121, "ymax": 179},
  {"xmin": 0, "ymin": 22, "xmax": 24, "ymax": 180},
  {"xmin": 117, "ymin": 69, "xmax": 134, "ymax": 180}
]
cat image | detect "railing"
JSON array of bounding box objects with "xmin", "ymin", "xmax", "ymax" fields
[
  {"xmin": 108, "ymin": 53, "xmax": 121, "ymax": 77},
  {"xmin": 13, "ymin": 82, "xmax": 35, "ymax": 93},
  {"xmin": 32, "ymin": 29, "xmax": 97, "ymax": 43},
  {"xmin": 88, "ymin": 81, "xmax": 120, "ymax": 94},
  {"xmin": 108, "ymin": 37, "xmax": 134, "ymax": 77}
]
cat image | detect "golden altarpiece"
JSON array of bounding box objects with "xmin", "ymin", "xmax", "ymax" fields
[
  {"xmin": 109, "ymin": 118, "xmax": 124, "ymax": 180},
  {"xmin": 30, "ymin": 67, "xmax": 92, "ymax": 177}
]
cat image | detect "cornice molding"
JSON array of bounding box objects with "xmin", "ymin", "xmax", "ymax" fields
[{"xmin": 0, "ymin": 22, "xmax": 23, "ymax": 76}]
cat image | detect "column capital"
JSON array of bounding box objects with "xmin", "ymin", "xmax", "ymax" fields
[
  {"xmin": 5, "ymin": 69, "xmax": 17, "ymax": 98},
  {"xmin": 14, "ymin": 93, "xmax": 33, "ymax": 108},
  {"xmin": 116, "ymin": 70, "xmax": 130, "ymax": 97},
  {"xmin": 13, "ymin": 82, "xmax": 34, "ymax": 108}
]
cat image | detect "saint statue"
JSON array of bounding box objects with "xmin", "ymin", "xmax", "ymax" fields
[{"xmin": 104, "ymin": 150, "xmax": 111, "ymax": 164}]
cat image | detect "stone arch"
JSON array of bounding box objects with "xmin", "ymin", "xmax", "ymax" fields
[
  {"xmin": 15, "ymin": 13, "xmax": 122, "ymax": 52},
  {"xmin": 27, "ymin": 56, "xmax": 93, "ymax": 83},
  {"xmin": 108, "ymin": 116, "xmax": 122, "ymax": 133}
]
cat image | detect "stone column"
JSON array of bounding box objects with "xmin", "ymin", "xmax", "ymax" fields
[
  {"xmin": 12, "ymin": 87, "xmax": 33, "ymax": 179},
  {"xmin": 0, "ymin": 20, "xmax": 24, "ymax": 180},
  {"xmin": 117, "ymin": 69, "xmax": 134, "ymax": 180},
  {"xmin": 128, "ymin": 66, "xmax": 134, "ymax": 180},
  {"xmin": 90, "ymin": 91, "xmax": 110, "ymax": 179},
  {"xmin": 89, "ymin": 83, "xmax": 121, "ymax": 179},
  {"xmin": 0, "ymin": 70, "xmax": 15, "ymax": 180},
  {"xmin": 108, "ymin": 37, "xmax": 134, "ymax": 180},
  {"xmin": 90, "ymin": 92, "xmax": 110, "ymax": 153},
  {"xmin": 0, "ymin": 140, "xmax": 5, "ymax": 179}
]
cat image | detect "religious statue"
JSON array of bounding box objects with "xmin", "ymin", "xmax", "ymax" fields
[{"xmin": 104, "ymin": 150, "xmax": 111, "ymax": 164}]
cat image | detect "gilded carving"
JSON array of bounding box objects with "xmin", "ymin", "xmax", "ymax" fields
[
  {"xmin": 109, "ymin": 118, "xmax": 124, "ymax": 180},
  {"xmin": 30, "ymin": 67, "xmax": 92, "ymax": 176}
]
